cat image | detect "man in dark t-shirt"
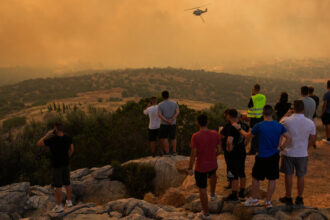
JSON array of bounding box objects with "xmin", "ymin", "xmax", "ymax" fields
[
  {"xmin": 37, "ymin": 123, "xmax": 74, "ymax": 213},
  {"xmin": 308, "ymin": 86, "xmax": 319, "ymax": 148},
  {"xmin": 223, "ymin": 109, "xmax": 249, "ymax": 201}
]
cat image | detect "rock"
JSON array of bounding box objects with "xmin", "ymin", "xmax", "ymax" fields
[
  {"xmin": 274, "ymin": 210, "xmax": 301, "ymax": 220},
  {"xmin": 245, "ymin": 185, "xmax": 267, "ymax": 200},
  {"xmin": 233, "ymin": 203, "xmax": 267, "ymax": 220},
  {"xmin": 0, "ymin": 182, "xmax": 30, "ymax": 215},
  {"xmin": 185, "ymin": 198, "xmax": 223, "ymax": 214},
  {"xmin": 30, "ymin": 186, "xmax": 53, "ymax": 196},
  {"xmin": 221, "ymin": 201, "xmax": 239, "ymax": 213},
  {"xmin": 121, "ymin": 213, "xmax": 148, "ymax": 220},
  {"xmin": 143, "ymin": 192, "xmax": 157, "ymax": 204},
  {"xmin": 158, "ymin": 188, "xmax": 185, "ymax": 208},
  {"xmin": 90, "ymin": 165, "xmax": 113, "ymax": 180},
  {"xmin": 180, "ymin": 175, "xmax": 197, "ymax": 191},
  {"xmin": 123, "ymin": 156, "xmax": 189, "ymax": 194},
  {"xmin": 109, "ymin": 211, "xmax": 122, "ymax": 218},
  {"xmin": 130, "ymin": 206, "xmax": 144, "ymax": 216},
  {"xmin": 319, "ymin": 208, "xmax": 330, "ymax": 220},
  {"xmin": 184, "ymin": 193, "xmax": 199, "ymax": 204},
  {"xmin": 304, "ymin": 212, "xmax": 327, "ymax": 220},
  {"xmin": 47, "ymin": 203, "xmax": 96, "ymax": 219},
  {"xmin": 140, "ymin": 200, "xmax": 160, "ymax": 218},
  {"xmin": 75, "ymin": 180, "xmax": 127, "ymax": 204},
  {"xmin": 70, "ymin": 168, "xmax": 90, "ymax": 181},
  {"xmin": 252, "ymin": 214, "xmax": 277, "ymax": 220},
  {"xmin": 214, "ymin": 213, "xmax": 239, "ymax": 220},
  {"xmin": 65, "ymin": 213, "xmax": 110, "ymax": 220},
  {"xmin": 0, "ymin": 213, "xmax": 11, "ymax": 220}
]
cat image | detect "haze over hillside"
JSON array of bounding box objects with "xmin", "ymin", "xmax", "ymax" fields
[{"xmin": 1, "ymin": 0, "xmax": 330, "ymax": 71}]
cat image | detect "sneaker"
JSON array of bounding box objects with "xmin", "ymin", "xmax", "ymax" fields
[
  {"xmin": 279, "ymin": 196, "xmax": 293, "ymax": 205},
  {"xmin": 166, "ymin": 153, "xmax": 171, "ymax": 157},
  {"xmin": 53, "ymin": 205, "xmax": 64, "ymax": 213},
  {"xmin": 172, "ymin": 152, "xmax": 177, "ymax": 156},
  {"xmin": 199, "ymin": 212, "xmax": 211, "ymax": 220},
  {"xmin": 243, "ymin": 198, "xmax": 259, "ymax": 207},
  {"xmin": 265, "ymin": 200, "xmax": 272, "ymax": 209},
  {"xmin": 295, "ymin": 197, "xmax": 304, "ymax": 206},
  {"xmin": 210, "ymin": 194, "xmax": 216, "ymax": 201},
  {"xmin": 66, "ymin": 200, "xmax": 73, "ymax": 208},
  {"xmin": 224, "ymin": 180, "xmax": 232, "ymax": 189},
  {"xmin": 224, "ymin": 193, "xmax": 238, "ymax": 201}
]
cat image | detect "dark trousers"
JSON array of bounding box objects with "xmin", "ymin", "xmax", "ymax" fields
[
  {"xmin": 222, "ymin": 145, "xmax": 233, "ymax": 181},
  {"xmin": 249, "ymin": 117, "xmax": 263, "ymax": 154}
]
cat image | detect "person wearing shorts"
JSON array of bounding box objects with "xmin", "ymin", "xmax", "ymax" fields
[
  {"xmin": 37, "ymin": 123, "xmax": 74, "ymax": 213},
  {"xmin": 143, "ymin": 97, "xmax": 161, "ymax": 157},
  {"xmin": 308, "ymin": 86, "xmax": 319, "ymax": 148},
  {"xmin": 158, "ymin": 91, "xmax": 179, "ymax": 156},
  {"xmin": 223, "ymin": 109, "xmax": 249, "ymax": 201},
  {"xmin": 279, "ymin": 100, "xmax": 316, "ymax": 206},
  {"xmin": 233, "ymin": 105, "xmax": 291, "ymax": 208},
  {"xmin": 321, "ymin": 80, "xmax": 330, "ymax": 144},
  {"xmin": 188, "ymin": 114, "xmax": 221, "ymax": 220}
]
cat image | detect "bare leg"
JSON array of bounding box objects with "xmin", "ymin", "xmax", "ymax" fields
[
  {"xmin": 285, "ymin": 174, "xmax": 293, "ymax": 198},
  {"xmin": 170, "ymin": 139, "xmax": 177, "ymax": 153},
  {"xmin": 231, "ymin": 179, "xmax": 239, "ymax": 192},
  {"xmin": 199, "ymin": 188, "xmax": 209, "ymax": 215},
  {"xmin": 160, "ymin": 139, "xmax": 169, "ymax": 154},
  {"xmin": 326, "ymin": 125, "xmax": 330, "ymax": 140},
  {"xmin": 240, "ymin": 177, "xmax": 246, "ymax": 189},
  {"xmin": 267, "ymin": 180, "xmax": 276, "ymax": 201},
  {"xmin": 150, "ymin": 141, "xmax": 156, "ymax": 154},
  {"xmin": 297, "ymin": 176, "xmax": 304, "ymax": 197},
  {"xmin": 251, "ymin": 178, "xmax": 259, "ymax": 199},
  {"xmin": 55, "ymin": 188, "xmax": 62, "ymax": 205},
  {"xmin": 209, "ymin": 174, "xmax": 217, "ymax": 196},
  {"xmin": 65, "ymin": 185, "xmax": 72, "ymax": 201}
]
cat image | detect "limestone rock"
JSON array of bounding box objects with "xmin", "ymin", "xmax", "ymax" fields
[
  {"xmin": 0, "ymin": 182, "xmax": 30, "ymax": 215},
  {"xmin": 185, "ymin": 197, "xmax": 223, "ymax": 214},
  {"xmin": 158, "ymin": 188, "xmax": 185, "ymax": 208},
  {"xmin": 252, "ymin": 214, "xmax": 277, "ymax": 220},
  {"xmin": 90, "ymin": 165, "xmax": 113, "ymax": 180},
  {"xmin": 123, "ymin": 156, "xmax": 189, "ymax": 194},
  {"xmin": 180, "ymin": 175, "xmax": 197, "ymax": 191},
  {"xmin": 70, "ymin": 168, "xmax": 90, "ymax": 181}
]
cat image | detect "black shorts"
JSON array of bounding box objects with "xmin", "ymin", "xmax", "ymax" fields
[
  {"xmin": 194, "ymin": 169, "xmax": 217, "ymax": 189},
  {"xmin": 252, "ymin": 153, "xmax": 279, "ymax": 181},
  {"xmin": 228, "ymin": 150, "xmax": 246, "ymax": 179},
  {"xmin": 53, "ymin": 166, "xmax": 70, "ymax": 188},
  {"xmin": 322, "ymin": 113, "xmax": 330, "ymax": 125},
  {"xmin": 159, "ymin": 124, "xmax": 176, "ymax": 139},
  {"xmin": 148, "ymin": 129, "xmax": 159, "ymax": 141}
]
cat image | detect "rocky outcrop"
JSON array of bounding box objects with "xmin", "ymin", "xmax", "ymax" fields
[{"xmin": 123, "ymin": 156, "xmax": 189, "ymax": 195}]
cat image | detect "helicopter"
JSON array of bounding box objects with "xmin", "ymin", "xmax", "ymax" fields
[{"xmin": 185, "ymin": 5, "xmax": 208, "ymax": 23}]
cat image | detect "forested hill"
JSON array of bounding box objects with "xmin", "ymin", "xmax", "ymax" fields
[{"xmin": 0, "ymin": 67, "xmax": 326, "ymax": 118}]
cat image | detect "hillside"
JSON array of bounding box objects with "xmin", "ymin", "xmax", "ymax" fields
[{"xmin": 0, "ymin": 67, "xmax": 327, "ymax": 118}]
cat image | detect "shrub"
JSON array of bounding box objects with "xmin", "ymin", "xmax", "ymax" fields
[
  {"xmin": 111, "ymin": 161, "xmax": 156, "ymax": 199},
  {"xmin": 2, "ymin": 116, "xmax": 26, "ymax": 131},
  {"xmin": 108, "ymin": 97, "xmax": 122, "ymax": 102},
  {"xmin": 97, "ymin": 98, "xmax": 103, "ymax": 103}
]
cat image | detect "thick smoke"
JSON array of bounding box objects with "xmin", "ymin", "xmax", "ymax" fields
[{"xmin": 0, "ymin": 0, "xmax": 329, "ymax": 70}]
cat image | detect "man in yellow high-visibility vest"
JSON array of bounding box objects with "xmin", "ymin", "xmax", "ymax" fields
[{"xmin": 247, "ymin": 84, "xmax": 266, "ymax": 155}]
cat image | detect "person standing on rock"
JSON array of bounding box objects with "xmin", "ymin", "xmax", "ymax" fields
[
  {"xmin": 321, "ymin": 80, "xmax": 330, "ymax": 144},
  {"xmin": 143, "ymin": 97, "xmax": 161, "ymax": 157},
  {"xmin": 223, "ymin": 109, "xmax": 250, "ymax": 201},
  {"xmin": 188, "ymin": 114, "xmax": 221, "ymax": 220},
  {"xmin": 232, "ymin": 105, "xmax": 291, "ymax": 208},
  {"xmin": 279, "ymin": 100, "xmax": 316, "ymax": 206},
  {"xmin": 300, "ymin": 86, "xmax": 316, "ymax": 120},
  {"xmin": 37, "ymin": 123, "xmax": 74, "ymax": 213},
  {"xmin": 158, "ymin": 90, "xmax": 180, "ymax": 156},
  {"xmin": 247, "ymin": 83, "xmax": 266, "ymax": 155}
]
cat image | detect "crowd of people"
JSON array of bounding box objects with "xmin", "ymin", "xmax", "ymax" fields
[{"xmin": 36, "ymin": 80, "xmax": 330, "ymax": 217}]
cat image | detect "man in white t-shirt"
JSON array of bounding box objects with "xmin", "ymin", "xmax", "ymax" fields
[
  {"xmin": 279, "ymin": 100, "xmax": 316, "ymax": 206},
  {"xmin": 143, "ymin": 97, "xmax": 161, "ymax": 157}
]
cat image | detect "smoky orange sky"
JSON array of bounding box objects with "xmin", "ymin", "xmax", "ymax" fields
[{"xmin": 1, "ymin": 0, "xmax": 330, "ymax": 70}]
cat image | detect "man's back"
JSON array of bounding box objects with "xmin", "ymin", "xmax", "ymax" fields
[
  {"xmin": 301, "ymin": 97, "xmax": 316, "ymax": 119},
  {"xmin": 158, "ymin": 100, "xmax": 178, "ymax": 124},
  {"xmin": 144, "ymin": 105, "xmax": 161, "ymax": 129},
  {"xmin": 44, "ymin": 135, "xmax": 72, "ymax": 168},
  {"xmin": 281, "ymin": 114, "xmax": 315, "ymax": 157},
  {"xmin": 252, "ymin": 121, "xmax": 287, "ymax": 158},
  {"xmin": 324, "ymin": 91, "xmax": 330, "ymax": 113},
  {"xmin": 191, "ymin": 130, "xmax": 220, "ymax": 172}
]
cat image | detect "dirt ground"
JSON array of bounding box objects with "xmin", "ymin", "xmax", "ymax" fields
[{"xmin": 215, "ymin": 140, "xmax": 330, "ymax": 208}]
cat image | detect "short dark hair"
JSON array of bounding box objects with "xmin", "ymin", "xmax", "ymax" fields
[
  {"xmin": 254, "ymin": 84, "xmax": 260, "ymax": 91},
  {"xmin": 54, "ymin": 122, "xmax": 64, "ymax": 132},
  {"xmin": 293, "ymin": 100, "xmax": 304, "ymax": 113},
  {"xmin": 279, "ymin": 92, "xmax": 288, "ymax": 103},
  {"xmin": 150, "ymin": 97, "xmax": 157, "ymax": 104},
  {"xmin": 162, "ymin": 91, "xmax": 169, "ymax": 99},
  {"xmin": 308, "ymin": 86, "xmax": 314, "ymax": 94},
  {"xmin": 327, "ymin": 80, "xmax": 330, "ymax": 89},
  {"xmin": 301, "ymin": 86, "xmax": 309, "ymax": 96},
  {"xmin": 224, "ymin": 108, "xmax": 230, "ymax": 116},
  {"xmin": 228, "ymin": 109, "xmax": 238, "ymax": 119},
  {"xmin": 197, "ymin": 114, "xmax": 208, "ymax": 127},
  {"xmin": 263, "ymin": 105, "xmax": 273, "ymax": 116}
]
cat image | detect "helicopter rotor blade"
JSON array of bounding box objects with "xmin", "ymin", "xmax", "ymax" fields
[
  {"xmin": 184, "ymin": 4, "xmax": 209, "ymax": 11},
  {"xmin": 200, "ymin": 15, "xmax": 205, "ymax": 23}
]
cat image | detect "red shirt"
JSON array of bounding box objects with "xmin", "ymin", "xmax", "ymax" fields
[{"xmin": 190, "ymin": 130, "xmax": 220, "ymax": 172}]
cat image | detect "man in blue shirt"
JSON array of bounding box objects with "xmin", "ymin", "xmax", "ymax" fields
[{"xmin": 233, "ymin": 105, "xmax": 291, "ymax": 208}]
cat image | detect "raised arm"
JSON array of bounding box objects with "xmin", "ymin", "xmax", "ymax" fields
[
  {"xmin": 37, "ymin": 130, "xmax": 54, "ymax": 147},
  {"xmin": 68, "ymin": 144, "xmax": 74, "ymax": 158}
]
